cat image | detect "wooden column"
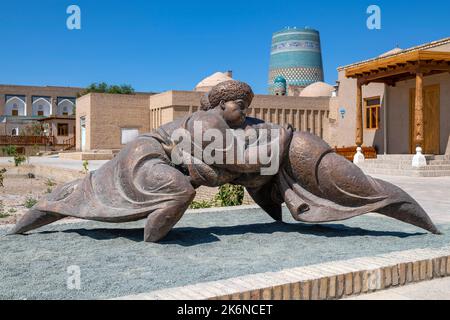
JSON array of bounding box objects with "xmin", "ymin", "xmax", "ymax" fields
[
  {"xmin": 414, "ymin": 72, "xmax": 424, "ymax": 148},
  {"xmin": 355, "ymin": 80, "xmax": 363, "ymax": 146}
]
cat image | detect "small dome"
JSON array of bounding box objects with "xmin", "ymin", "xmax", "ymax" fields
[
  {"xmin": 379, "ymin": 47, "xmax": 403, "ymax": 57},
  {"xmin": 299, "ymin": 82, "xmax": 334, "ymax": 97},
  {"xmin": 274, "ymin": 76, "xmax": 287, "ymax": 84},
  {"xmin": 195, "ymin": 72, "xmax": 233, "ymax": 92}
]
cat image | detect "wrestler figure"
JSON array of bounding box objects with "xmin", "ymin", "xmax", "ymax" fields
[
  {"xmin": 9, "ymin": 81, "xmax": 291, "ymax": 242},
  {"xmin": 9, "ymin": 80, "xmax": 440, "ymax": 242}
]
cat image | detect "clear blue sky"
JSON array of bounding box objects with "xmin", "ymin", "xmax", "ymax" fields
[{"xmin": 1, "ymin": 0, "xmax": 449, "ymax": 94}]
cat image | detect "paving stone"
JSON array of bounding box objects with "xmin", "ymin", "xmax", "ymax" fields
[
  {"xmin": 328, "ymin": 276, "xmax": 337, "ymax": 298},
  {"xmin": 310, "ymin": 279, "xmax": 320, "ymax": 300},
  {"xmin": 353, "ymin": 272, "xmax": 362, "ymax": 294},
  {"xmin": 440, "ymin": 257, "xmax": 447, "ymax": 276},
  {"xmin": 406, "ymin": 263, "xmax": 413, "ymax": 283},
  {"xmin": 412, "ymin": 262, "xmax": 421, "ymax": 282},
  {"xmin": 336, "ymin": 274, "xmax": 345, "ymax": 298},
  {"xmin": 300, "ymin": 281, "xmax": 311, "ymax": 300},
  {"xmin": 392, "ymin": 266, "xmax": 400, "ymax": 286},
  {"xmin": 319, "ymin": 278, "xmax": 328, "ymax": 300}
]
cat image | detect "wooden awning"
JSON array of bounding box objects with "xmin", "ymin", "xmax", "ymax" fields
[{"xmin": 345, "ymin": 50, "xmax": 450, "ymax": 85}]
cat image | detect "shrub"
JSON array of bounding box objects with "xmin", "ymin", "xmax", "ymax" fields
[
  {"xmin": 0, "ymin": 168, "xmax": 6, "ymax": 187},
  {"xmin": 45, "ymin": 179, "xmax": 56, "ymax": 187},
  {"xmin": 214, "ymin": 184, "xmax": 244, "ymax": 207},
  {"xmin": 189, "ymin": 200, "xmax": 215, "ymax": 209},
  {"xmin": 2, "ymin": 145, "xmax": 26, "ymax": 167},
  {"xmin": 24, "ymin": 196, "xmax": 38, "ymax": 209},
  {"xmin": 14, "ymin": 154, "xmax": 26, "ymax": 167},
  {"xmin": 0, "ymin": 201, "xmax": 9, "ymax": 218},
  {"xmin": 82, "ymin": 160, "xmax": 89, "ymax": 173}
]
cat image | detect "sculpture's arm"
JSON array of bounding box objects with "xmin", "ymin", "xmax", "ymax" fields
[
  {"xmin": 178, "ymin": 112, "xmax": 292, "ymax": 175},
  {"xmin": 214, "ymin": 122, "xmax": 293, "ymax": 174}
]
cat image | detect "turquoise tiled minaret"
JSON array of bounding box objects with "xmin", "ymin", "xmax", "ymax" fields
[
  {"xmin": 268, "ymin": 27, "xmax": 324, "ymax": 94},
  {"xmin": 273, "ymin": 76, "xmax": 287, "ymax": 96}
]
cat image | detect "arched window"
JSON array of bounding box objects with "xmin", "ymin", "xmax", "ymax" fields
[
  {"xmin": 32, "ymin": 98, "xmax": 51, "ymax": 116},
  {"xmin": 5, "ymin": 97, "xmax": 26, "ymax": 116},
  {"xmin": 57, "ymin": 99, "xmax": 75, "ymax": 116}
]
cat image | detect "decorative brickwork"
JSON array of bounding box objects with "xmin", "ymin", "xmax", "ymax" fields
[{"xmin": 116, "ymin": 246, "xmax": 450, "ymax": 300}]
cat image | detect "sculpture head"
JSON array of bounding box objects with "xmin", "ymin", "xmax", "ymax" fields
[{"xmin": 201, "ymin": 80, "xmax": 254, "ymax": 128}]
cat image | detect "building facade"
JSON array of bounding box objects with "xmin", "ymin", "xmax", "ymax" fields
[
  {"xmin": 329, "ymin": 37, "xmax": 450, "ymax": 156},
  {"xmin": 0, "ymin": 85, "xmax": 83, "ymax": 154}
]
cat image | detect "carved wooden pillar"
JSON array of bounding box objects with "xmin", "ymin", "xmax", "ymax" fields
[
  {"xmin": 414, "ymin": 72, "xmax": 424, "ymax": 148},
  {"xmin": 355, "ymin": 80, "xmax": 363, "ymax": 146}
]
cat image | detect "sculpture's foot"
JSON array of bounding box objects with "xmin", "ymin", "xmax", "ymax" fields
[
  {"xmin": 280, "ymin": 131, "xmax": 441, "ymax": 235},
  {"xmin": 143, "ymin": 201, "xmax": 193, "ymax": 242},
  {"xmin": 7, "ymin": 209, "xmax": 64, "ymax": 235},
  {"xmin": 378, "ymin": 203, "xmax": 441, "ymax": 235}
]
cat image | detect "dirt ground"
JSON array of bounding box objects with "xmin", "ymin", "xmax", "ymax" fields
[{"xmin": 0, "ymin": 176, "xmax": 61, "ymax": 225}]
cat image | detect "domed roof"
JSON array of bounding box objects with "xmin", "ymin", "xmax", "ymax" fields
[
  {"xmin": 379, "ymin": 47, "xmax": 403, "ymax": 57},
  {"xmin": 299, "ymin": 81, "xmax": 334, "ymax": 97},
  {"xmin": 195, "ymin": 71, "xmax": 233, "ymax": 92},
  {"xmin": 274, "ymin": 76, "xmax": 287, "ymax": 84}
]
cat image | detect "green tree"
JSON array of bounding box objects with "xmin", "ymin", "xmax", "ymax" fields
[
  {"xmin": 1, "ymin": 145, "xmax": 26, "ymax": 166},
  {"xmin": 78, "ymin": 83, "xmax": 135, "ymax": 97},
  {"xmin": 20, "ymin": 122, "xmax": 43, "ymax": 136},
  {"xmin": 2, "ymin": 145, "xmax": 17, "ymax": 156}
]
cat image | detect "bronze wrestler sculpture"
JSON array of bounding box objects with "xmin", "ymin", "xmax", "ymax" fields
[{"xmin": 9, "ymin": 80, "xmax": 441, "ymax": 242}]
